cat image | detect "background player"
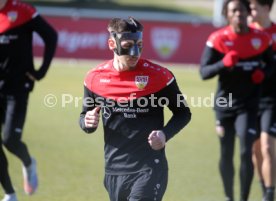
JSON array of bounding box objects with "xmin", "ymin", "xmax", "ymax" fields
[
  {"xmin": 200, "ymin": 0, "xmax": 274, "ymax": 200},
  {"xmin": 249, "ymin": 0, "xmax": 276, "ymax": 201},
  {"xmin": 0, "ymin": 0, "xmax": 57, "ymax": 200}
]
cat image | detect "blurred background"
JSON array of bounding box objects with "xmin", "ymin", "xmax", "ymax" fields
[
  {"xmin": 22, "ymin": 0, "xmax": 276, "ymax": 64},
  {"xmin": 24, "ymin": 0, "xmax": 276, "ymax": 64}
]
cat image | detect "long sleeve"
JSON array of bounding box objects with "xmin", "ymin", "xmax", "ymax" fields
[
  {"xmin": 261, "ymin": 45, "xmax": 275, "ymax": 79},
  {"xmin": 79, "ymin": 85, "xmax": 98, "ymax": 134},
  {"xmin": 200, "ymin": 45, "xmax": 225, "ymax": 80},
  {"xmin": 31, "ymin": 15, "xmax": 58, "ymax": 80},
  {"xmin": 161, "ymin": 79, "xmax": 191, "ymax": 141}
]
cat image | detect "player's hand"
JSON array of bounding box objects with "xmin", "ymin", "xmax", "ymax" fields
[
  {"xmin": 84, "ymin": 107, "xmax": 101, "ymax": 128},
  {"xmin": 148, "ymin": 130, "xmax": 166, "ymax": 150},
  {"xmin": 26, "ymin": 72, "xmax": 37, "ymax": 81},
  {"xmin": 222, "ymin": 50, "xmax": 239, "ymax": 68},
  {"xmin": 251, "ymin": 69, "xmax": 265, "ymax": 84}
]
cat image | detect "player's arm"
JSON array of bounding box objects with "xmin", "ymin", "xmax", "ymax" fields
[
  {"xmin": 79, "ymin": 85, "xmax": 101, "ymax": 133},
  {"xmin": 27, "ymin": 15, "xmax": 58, "ymax": 81},
  {"xmin": 161, "ymin": 78, "xmax": 191, "ymax": 142},
  {"xmin": 200, "ymin": 45, "xmax": 237, "ymax": 80},
  {"xmin": 261, "ymin": 45, "xmax": 275, "ymax": 79}
]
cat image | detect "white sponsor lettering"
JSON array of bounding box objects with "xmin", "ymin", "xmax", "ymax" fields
[
  {"xmin": 100, "ymin": 79, "xmax": 110, "ymax": 83},
  {"xmin": 123, "ymin": 113, "xmax": 137, "ymax": 118},
  {"xmin": 236, "ymin": 61, "xmax": 259, "ymax": 71},
  {"xmin": 33, "ymin": 30, "xmax": 109, "ymax": 52}
]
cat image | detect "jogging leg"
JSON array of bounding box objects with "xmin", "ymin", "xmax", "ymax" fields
[
  {"xmin": 104, "ymin": 174, "xmax": 129, "ymax": 201},
  {"xmin": 235, "ymin": 111, "xmax": 257, "ymax": 201},
  {"xmin": 104, "ymin": 169, "xmax": 168, "ymax": 201},
  {"xmin": 128, "ymin": 168, "xmax": 168, "ymax": 201},
  {"xmin": 260, "ymin": 109, "xmax": 276, "ymax": 201},
  {"xmin": 217, "ymin": 117, "xmax": 236, "ymax": 201},
  {"xmin": 0, "ymin": 95, "xmax": 14, "ymax": 194},
  {"xmin": 2, "ymin": 94, "xmax": 32, "ymax": 167},
  {"xmin": 0, "ymin": 144, "xmax": 14, "ymax": 194}
]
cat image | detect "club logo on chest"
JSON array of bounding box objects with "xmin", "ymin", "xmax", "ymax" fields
[
  {"xmin": 7, "ymin": 11, "xmax": 18, "ymax": 22},
  {"xmin": 251, "ymin": 38, "xmax": 261, "ymax": 50},
  {"xmin": 272, "ymin": 33, "xmax": 276, "ymax": 43},
  {"xmin": 135, "ymin": 76, "xmax": 149, "ymax": 90}
]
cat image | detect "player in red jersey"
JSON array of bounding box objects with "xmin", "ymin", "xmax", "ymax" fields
[
  {"xmin": 249, "ymin": 0, "xmax": 276, "ymax": 201},
  {"xmin": 0, "ymin": 0, "xmax": 57, "ymax": 200},
  {"xmin": 200, "ymin": 0, "xmax": 275, "ymax": 201},
  {"xmin": 79, "ymin": 17, "xmax": 191, "ymax": 201}
]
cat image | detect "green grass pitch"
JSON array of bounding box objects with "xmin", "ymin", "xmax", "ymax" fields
[{"xmin": 1, "ymin": 59, "xmax": 262, "ymax": 201}]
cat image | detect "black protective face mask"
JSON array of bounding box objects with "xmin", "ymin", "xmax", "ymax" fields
[{"xmin": 112, "ymin": 32, "xmax": 143, "ymax": 57}]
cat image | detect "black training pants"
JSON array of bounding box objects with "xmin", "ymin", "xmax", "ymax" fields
[
  {"xmin": 216, "ymin": 110, "xmax": 257, "ymax": 201},
  {"xmin": 0, "ymin": 137, "xmax": 14, "ymax": 194},
  {"xmin": 104, "ymin": 168, "xmax": 168, "ymax": 201},
  {"xmin": 0, "ymin": 93, "xmax": 32, "ymax": 167}
]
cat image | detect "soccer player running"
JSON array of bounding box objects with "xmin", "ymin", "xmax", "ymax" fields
[
  {"xmin": 200, "ymin": 0, "xmax": 275, "ymax": 201},
  {"xmin": 79, "ymin": 17, "xmax": 191, "ymax": 201},
  {"xmin": 248, "ymin": 0, "xmax": 276, "ymax": 201},
  {"xmin": 0, "ymin": 0, "xmax": 57, "ymax": 200}
]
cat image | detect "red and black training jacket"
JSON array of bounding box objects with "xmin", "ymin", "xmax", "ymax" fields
[
  {"xmin": 79, "ymin": 59, "xmax": 191, "ymax": 174},
  {"xmin": 200, "ymin": 26, "xmax": 275, "ymax": 115},
  {"xmin": 250, "ymin": 22, "xmax": 276, "ymax": 109},
  {"xmin": 0, "ymin": 0, "xmax": 57, "ymax": 94}
]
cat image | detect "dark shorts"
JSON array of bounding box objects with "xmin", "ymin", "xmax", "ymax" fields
[
  {"xmin": 104, "ymin": 168, "xmax": 168, "ymax": 201},
  {"xmin": 257, "ymin": 108, "xmax": 276, "ymax": 138},
  {"xmin": 215, "ymin": 109, "xmax": 258, "ymax": 139}
]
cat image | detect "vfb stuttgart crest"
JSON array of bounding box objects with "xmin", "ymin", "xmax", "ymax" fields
[
  {"xmin": 151, "ymin": 27, "xmax": 181, "ymax": 60},
  {"xmin": 7, "ymin": 11, "xmax": 18, "ymax": 22},
  {"xmin": 272, "ymin": 33, "xmax": 276, "ymax": 43},
  {"xmin": 251, "ymin": 38, "xmax": 261, "ymax": 50},
  {"xmin": 135, "ymin": 76, "xmax": 149, "ymax": 90}
]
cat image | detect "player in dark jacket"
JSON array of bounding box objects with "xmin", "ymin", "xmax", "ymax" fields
[
  {"xmin": 79, "ymin": 17, "xmax": 191, "ymax": 201},
  {"xmin": 200, "ymin": 0, "xmax": 274, "ymax": 201},
  {"xmin": 249, "ymin": 0, "xmax": 276, "ymax": 201},
  {"xmin": 0, "ymin": 0, "xmax": 57, "ymax": 200}
]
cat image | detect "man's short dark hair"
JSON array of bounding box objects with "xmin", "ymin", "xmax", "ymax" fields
[
  {"xmin": 222, "ymin": 0, "xmax": 251, "ymax": 18},
  {"xmin": 107, "ymin": 17, "xmax": 143, "ymax": 34},
  {"xmin": 251, "ymin": 0, "xmax": 274, "ymax": 10}
]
